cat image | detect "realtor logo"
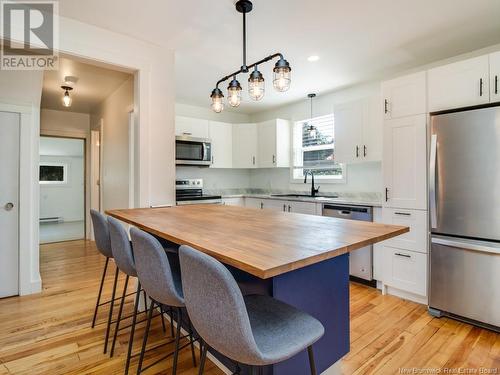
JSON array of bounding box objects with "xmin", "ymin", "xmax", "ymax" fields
[{"xmin": 1, "ymin": 1, "xmax": 59, "ymax": 70}]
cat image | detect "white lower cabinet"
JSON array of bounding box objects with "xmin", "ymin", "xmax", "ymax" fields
[
  {"xmin": 222, "ymin": 197, "xmax": 244, "ymax": 206},
  {"xmin": 381, "ymin": 208, "xmax": 427, "ymax": 253},
  {"xmin": 244, "ymin": 198, "xmax": 317, "ymax": 215},
  {"xmin": 382, "ymin": 246, "xmax": 427, "ymax": 297}
]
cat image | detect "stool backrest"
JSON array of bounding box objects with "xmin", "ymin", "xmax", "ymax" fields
[
  {"xmin": 108, "ymin": 217, "xmax": 137, "ymax": 277},
  {"xmin": 178, "ymin": 245, "xmax": 260, "ymax": 364},
  {"xmin": 130, "ymin": 227, "xmax": 184, "ymax": 307},
  {"xmin": 90, "ymin": 209, "xmax": 112, "ymax": 258}
]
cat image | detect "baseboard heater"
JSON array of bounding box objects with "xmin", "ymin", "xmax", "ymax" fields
[{"xmin": 40, "ymin": 217, "xmax": 63, "ymax": 224}]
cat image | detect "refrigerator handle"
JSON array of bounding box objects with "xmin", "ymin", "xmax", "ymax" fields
[
  {"xmin": 432, "ymin": 237, "xmax": 500, "ymax": 255},
  {"xmin": 429, "ymin": 134, "xmax": 438, "ymax": 229}
]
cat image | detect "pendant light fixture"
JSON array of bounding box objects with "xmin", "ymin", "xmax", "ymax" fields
[
  {"xmin": 306, "ymin": 93, "xmax": 317, "ymax": 138},
  {"xmin": 61, "ymin": 85, "xmax": 73, "ymax": 107},
  {"xmin": 210, "ymin": 0, "xmax": 291, "ymax": 112}
]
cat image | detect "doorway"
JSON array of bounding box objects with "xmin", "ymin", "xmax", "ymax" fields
[
  {"xmin": 0, "ymin": 111, "xmax": 20, "ymax": 298},
  {"xmin": 39, "ymin": 136, "xmax": 85, "ymax": 244}
]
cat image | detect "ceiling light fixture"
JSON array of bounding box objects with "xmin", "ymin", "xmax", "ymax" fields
[
  {"xmin": 210, "ymin": 0, "xmax": 291, "ymax": 112},
  {"xmin": 307, "ymin": 55, "xmax": 320, "ymax": 62},
  {"xmin": 61, "ymin": 85, "xmax": 73, "ymax": 107},
  {"xmin": 306, "ymin": 93, "xmax": 317, "ymax": 138}
]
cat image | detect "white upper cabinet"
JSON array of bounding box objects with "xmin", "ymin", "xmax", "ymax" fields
[
  {"xmin": 334, "ymin": 95, "xmax": 382, "ymax": 163},
  {"xmin": 208, "ymin": 121, "xmax": 232, "ymax": 168},
  {"xmin": 175, "ymin": 116, "xmax": 209, "ymax": 138},
  {"xmin": 490, "ymin": 51, "xmax": 500, "ymax": 103},
  {"xmin": 257, "ymin": 119, "xmax": 291, "ymax": 168},
  {"xmin": 382, "ymin": 71, "xmax": 426, "ymax": 119},
  {"xmin": 334, "ymin": 101, "xmax": 363, "ymax": 164},
  {"xmin": 232, "ymin": 123, "xmax": 258, "ymax": 168},
  {"xmin": 428, "ymin": 55, "xmax": 489, "ymax": 112},
  {"xmin": 383, "ymin": 114, "xmax": 427, "ymax": 210}
]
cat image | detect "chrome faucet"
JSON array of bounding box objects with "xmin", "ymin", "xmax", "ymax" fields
[{"xmin": 304, "ymin": 170, "xmax": 320, "ymax": 197}]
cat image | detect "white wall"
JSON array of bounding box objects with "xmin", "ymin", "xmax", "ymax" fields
[
  {"xmin": 91, "ymin": 77, "xmax": 133, "ymax": 211},
  {"xmin": 39, "ymin": 155, "xmax": 84, "ymax": 222},
  {"xmin": 176, "ymin": 103, "xmax": 251, "ymax": 124}
]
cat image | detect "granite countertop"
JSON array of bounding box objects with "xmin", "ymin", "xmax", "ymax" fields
[{"xmin": 205, "ymin": 189, "xmax": 383, "ymax": 207}]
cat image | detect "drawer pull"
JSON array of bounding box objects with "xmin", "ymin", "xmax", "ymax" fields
[
  {"xmin": 394, "ymin": 212, "xmax": 411, "ymax": 216},
  {"xmin": 395, "ymin": 252, "xmax": 411, "ymax": 258}
]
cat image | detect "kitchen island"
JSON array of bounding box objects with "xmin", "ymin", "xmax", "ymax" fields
[{"xmin": 107, "ymin": 205, "xmax": 408, "ymax": 374}]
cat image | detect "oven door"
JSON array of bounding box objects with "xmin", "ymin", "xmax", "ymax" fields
[{"xmin": 175, "ymin": 137, "xmax": 211, "ymax": 166}]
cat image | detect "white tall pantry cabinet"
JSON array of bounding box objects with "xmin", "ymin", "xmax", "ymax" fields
[{"xmin": 376, "ymin": 72, "xmax": 429, "ymax": 303}]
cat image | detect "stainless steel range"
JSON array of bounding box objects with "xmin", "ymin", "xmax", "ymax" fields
[{"xmin": 175, "ymin": 179, "xmax": 222, "ymax": 205}]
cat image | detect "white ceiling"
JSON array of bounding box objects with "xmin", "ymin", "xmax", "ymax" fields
[
  {"xmin": 58, "ymin": 0, "xmax": 500, "ymax": 114},
  {"xmin": 41, "ymin": 57, "xmax": 132, "ymax": 113}
]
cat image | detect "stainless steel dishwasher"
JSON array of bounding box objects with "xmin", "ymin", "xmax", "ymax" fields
[{"xmin": 323, "ymin": 203, "xmax": 373, "ymax": 281}]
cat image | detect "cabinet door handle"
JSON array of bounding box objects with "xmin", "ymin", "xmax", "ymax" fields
[
  {"xmin": 479, "ymin": 78, "xmax": 483, "ymax": 96},
  {"xmin": 212, "ymin": 156, "xmax": 214, "ymax": 164},
  {"xmin": 283, "ymin": 204, "xmax": 286, "ymax": 212},
  {"xmin": 495, "ymin": 75, "xmax": 498, "ymax": 95},
  {"xmin": 363, "ymin": 145, "xmax": 367, "ymax": 157},
  {"xmin": 182, "ymin": 132, "xmax": 192, "ymax": 136},
  {"xmin": 384, "ymin": 99, "xmax": 389, "ymax": 114},
  {"xmin": 356, "ymin": 145, "xmax": 359, "ymax": 158},
  {"xmin": 272, "ymin": 154, "xmax": 276, "ymax": 164},
  {"xmin": 260, "ymin": 202, "xmax": 263, "ymax": 209},
  {"xmin": 385, "ymin": 187, "xmax": 389, "ymax": 202},
  {"xmin": 395, "ymin": 252, "xmax": 411, "ymax": 259},
  {"xmin": 394, "ymin": 212, "xmax": 411, "ymax": 216},
  {"xmin": 252, "ymin": 156, "xmax": 256, "ymax": 165}
]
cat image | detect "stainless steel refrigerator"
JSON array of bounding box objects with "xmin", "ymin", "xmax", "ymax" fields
[{"xmin": 429, "ymin": 105, "xmax": 500, "ymax": 331}]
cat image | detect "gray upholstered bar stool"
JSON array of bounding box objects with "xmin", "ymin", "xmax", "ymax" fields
[
  {"xmin": 130, "ymin": 227, "xmax": 197, "ymax": 375},
  {"xmin": 178, "ymin": 245, "xmax": 325, "ymax": 375},
  {"xmin": 108, "ymin": 217, "xmax": 168, "ymax": 374},
  {"xmin": 90, "ymin": 209, "xmax": 124, "ymax": 354}
]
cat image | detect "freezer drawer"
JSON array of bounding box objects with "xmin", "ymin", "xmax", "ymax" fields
[{"xmin": 430, "ymin": 236, "xmax": 500, "ymax": 329}]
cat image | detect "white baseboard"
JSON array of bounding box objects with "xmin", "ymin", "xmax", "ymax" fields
[{"xmin": 376, "ymin": 281, "xmax": 428, "ymax": 305}]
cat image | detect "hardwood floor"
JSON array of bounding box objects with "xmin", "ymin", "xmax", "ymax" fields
[{"xmin": 0, "ymin": 240, "xmax": 498, "ymax": 374}]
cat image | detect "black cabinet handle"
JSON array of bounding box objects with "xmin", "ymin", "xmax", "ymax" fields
[
  {"xmin": 385, "ymin": 187, "xmax": 389, "ymax": 202},
  {"xmin": 356, "ymin": 145, "xmax": 359, "ymax": 158},
  {"xmin": 395, "ymin": 252, "xmax": 411, "ymax": 259},
  {"xmin": 260, "ymin": 202, "xmax": 263, "ymax": 209},
  {"xmin": 252, "ymin": 156, "xmax": 256, "ymax": 165},
  {"xmin": 480, "ymin": 78, "xmax": 483, "ymax": 96},
  {"xmin": 363, "ymin": 145, "xmax": 367, "ymax": 157},
  {"xmin": 394, "ymin": 212, "xmax": 411, "ymax": 216},
  {"xmin": 272, "ymin": 154, "xmax": 276, "ymax": 164},
  {"xmin": 288, "ymin": 205, "xmax": 291, "ymax": 212},
  {"xmin": 283, "ymin": 204, "xmax": 286, "ymax": 212},
  {"xmin": 384, "ymin": 99, "xmax": 389, "ymax": 114},
  {"xmin": 495, "ymin": 75, "xmax": 498, "ymax": 95}
]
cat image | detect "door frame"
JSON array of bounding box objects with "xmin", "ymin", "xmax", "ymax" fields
[{"xmin": 39, "ymin": 134, "xmax": 87, "ymax": 241}]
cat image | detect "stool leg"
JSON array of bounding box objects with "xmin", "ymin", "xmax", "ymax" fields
[
  {"xmin": 137, "ymin": 299, "xmax": 155, "ymax": 374},
  {"xmin": 125, "ymin": 281, "xmax": 142, "ymax": 375},
  {"xmin": 160, "ymin": 305, "xmax": 166, "ymax": 333},
  {"xmin": 142, "ymin": 289, "xmax": 148, "ymax": 315},
  {"xmin": 110, "ymin": 274, "xmax": 129, "ymax": 357},
  {"xmin": 91, "ymin": 257, "xmax": 109, "ymax": 328},
  {"xmin": 104, "ymin": 265, "xmax": 119, "ymax": 354},
  {"xmin": 198, "ymin": 340, "xmax": 207, "ymax": 375},
  {"xmin": 169, "ymin": 307, "xmax": 174, "ymax": 337},
  {"xmin": 187, "ymin": 316, "xmax": 197, "ymax": 367},
  {"xmin": 307, "ymin": 345, "xmax": 317, "ymax": 375},
  {"xmin": 172, "ymin": 307, "xmax": 182, "ymax": 374}
]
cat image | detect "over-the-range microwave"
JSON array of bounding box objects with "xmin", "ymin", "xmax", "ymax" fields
[{"xmin": 175, "ymin": 135, "xmax": 212, "ymax": 166}]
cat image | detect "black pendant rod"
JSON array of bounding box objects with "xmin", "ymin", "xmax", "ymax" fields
[
  {"xmin": 242, "ymin": 11, "xmax": 247, "ymax": 70},
  {"xmin": 216, "ymin": 52, "xmax": 284, "ymax": 88}
]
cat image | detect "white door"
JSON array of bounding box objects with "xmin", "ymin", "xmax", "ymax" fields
[
  {"xmin": 334, "ymin": 101, "xmax": 363, "ymax": 163},
  {"xmin": 381, "ymin": 71, "xmax": 426, "ymax": 119},
  {"xmin": 383, "ymin": 114, "xmax": 427, "ymax": 210},
  {"xmin": 257, "ymin": 120, "xmax": 277, "ymax": 168},
  {"xmin": 232, "ymin": 123, "xmax": 258, "ymax": 168},
  {"xmin": 0, "ymin": 112, "xmax": 20, "ymax": 298},
  {"xmin": 428, "ymin": 55, "xmax": 489, "ymax": 112},
  {"xmin": 209, "ymin": 121, "xmax": 233, "ymax": 168},
  {"xmin": 490, "ymin": 51, "xmax": 500, "ymax": 103}
]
